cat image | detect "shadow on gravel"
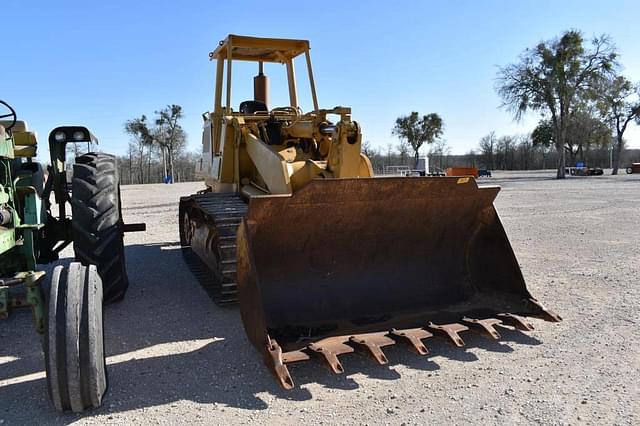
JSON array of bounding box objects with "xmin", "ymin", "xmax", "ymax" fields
[
  {"xmin": 483, "ymin": 176, "xmax": 559, "ymax": 187},
  {"xmin": 482, "ymin": 175, "xmax": 557, "ymax": 182},
  {"xmin": 0, "ymin": 241, "xmax": 543, "ymax": 423}
]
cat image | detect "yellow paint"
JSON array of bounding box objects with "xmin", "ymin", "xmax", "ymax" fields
[{"xmin": 201, "ymin": 36, "xmax": 369, "ymax": 195}]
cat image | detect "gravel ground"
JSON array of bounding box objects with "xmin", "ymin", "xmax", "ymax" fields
[{"xmin": 1, "ymin": 170, "xmax": 638, "ymax": 425}]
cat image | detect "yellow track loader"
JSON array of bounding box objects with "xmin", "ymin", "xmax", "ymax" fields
[{"xmin": 179, "ymin": 34, "xmax": 561, "ymax": 389}]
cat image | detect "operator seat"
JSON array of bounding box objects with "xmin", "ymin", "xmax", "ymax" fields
[
  {"xmin": 0, "ymin": 120, "xmax": 28, "ymax": 133},
  {"xmin": 0, "ymin": 120, "xmax": 38, "ymax": 158},
  {"xmin": 239, "ymin": 100, "xmax": 268, "ymax": 115}
]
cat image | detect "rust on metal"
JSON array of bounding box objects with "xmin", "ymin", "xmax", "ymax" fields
[
  {"xmin": 428, "ymin": 322, "xmax": 469, "ymax": 347},
  {"xmin": 180, "ymin": 192, "xmax": 247, "ymax": 303},
  {"xmin": 349, "ymin": 332, "xmax": 396, "ymax": 364},
  {"xmin": 497, "ymin": 313, "xmax": 535, "ymax": 331},
  {"xmin": 527, "ymin": 298, "xmax": 563, "ymax": 322},
  {"xmin": 265, "ymin": 338, "xmax": 294, "ymax": 390},
  {"xmin": 308, "ymin": 336, "xmax": 354, "ymax": 374},
  {"xmin": 230, "ymin": 177, "xmax": 562, "ymax": 389},
  {"xmin": 262, "ymin": 314, "xmax": 545, "ymax": 388},
  {"xmin": 281, "ymin": 349, "xmax": 310, "ymax": 363},
  {"xmin": 391, "ymin": 328, "xmax": 432, "ymax": 355},
  {"xmin": 462, "ymin": 317, "xmax": 503, "ymax": 339}
]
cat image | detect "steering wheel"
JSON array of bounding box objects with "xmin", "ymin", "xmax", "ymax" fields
[
  {"xmin": 0, "ymin": 100, "xmax": 17, "ymax": 131},
  {"xmin": 271, "ymin": 106, "xmax": 302, "ymax": 118}
]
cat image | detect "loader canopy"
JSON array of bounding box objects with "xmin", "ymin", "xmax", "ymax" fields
[{"xmin": 237, "ymin": 177, "xmax": 560, "ymax": 388}]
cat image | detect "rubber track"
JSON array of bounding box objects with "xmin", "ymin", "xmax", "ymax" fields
[{"xmin": 182, "ymin": 192, "xmax": 247, "ymax": 304}]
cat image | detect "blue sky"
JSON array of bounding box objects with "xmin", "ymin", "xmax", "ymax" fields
[{"xmin": 3, "ymin": 0, "xmax": 639, "ymax": 159}]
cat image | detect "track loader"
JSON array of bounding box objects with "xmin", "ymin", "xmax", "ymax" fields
[{"xmin": 180, "ymin": 35, "xmax": 561, "ymax": 389}]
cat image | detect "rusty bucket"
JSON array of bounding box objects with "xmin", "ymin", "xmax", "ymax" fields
[{"xmin": 237, "ymin": 177, "xmax": 560, "ymax": 388}]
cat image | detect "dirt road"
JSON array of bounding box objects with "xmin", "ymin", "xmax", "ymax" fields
[{"xmin": 1, "ymin": 170, "xmax": 638, "ymax": 425}]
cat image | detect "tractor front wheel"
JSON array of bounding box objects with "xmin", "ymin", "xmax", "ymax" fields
[
  {"xmin": 71, "ymin": 153, "xmax": 128, "ymax": 303},
  {"xmin": 45, "ymin": 263, "xmax": 107, "ymax": 412}
]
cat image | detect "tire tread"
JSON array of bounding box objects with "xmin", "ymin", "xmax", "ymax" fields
[{"xmin": 72, "ymin": 152, "xmax": 128, "ymax": 303}]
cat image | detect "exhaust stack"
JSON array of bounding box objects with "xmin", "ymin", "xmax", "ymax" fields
[{"xmin": 254, "ymin": 62, "xmax": 269, "ymax": 106}]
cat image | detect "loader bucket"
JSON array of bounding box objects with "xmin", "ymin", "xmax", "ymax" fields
[{"xmin": 237, "ymin": 177, "xmax": 560, "ymax": 388}]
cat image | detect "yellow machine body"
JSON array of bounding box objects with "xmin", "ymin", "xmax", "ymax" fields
[{"xmin": 180, "ymin": 34, "xmax": 560, "ymax": 389}]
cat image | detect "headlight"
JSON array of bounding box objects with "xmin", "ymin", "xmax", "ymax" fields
[
  {"xmin": 72, "ymin": 131, "xmax": 85, "ymax": 141},
  {"xmin": 54, "ymin": 131, "xmax": 66, "ymax": 142}
]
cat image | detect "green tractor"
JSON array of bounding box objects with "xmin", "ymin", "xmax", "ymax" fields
[{"xmin": 0, "ymin": 100, "xmax": 144, "ymax": 412}]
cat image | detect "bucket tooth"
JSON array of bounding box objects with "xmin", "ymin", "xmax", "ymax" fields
[
  {"xmin": 282, "ymin": 349, "xmax": 311, "ymax": 364},
  {"xmin": 527, "ymin": 298, "xmax": 562, "ymax": 322},
  {"xmin": 349, "ymin": 332, "xmax": 396, "ymax": 365},
  {"xmin": 391, "ymin": 328, "xmax": 432, "ymax": 355},
  {"xmin": 462, "ymin": 317, "xmax": 502, "ymax": 339},
  {"xmin": 234, "ymin": 178, "xmax": 562, "ymax": 391},
  {"xmin": 428, "ymin": 322, "xmax": 469, "ymax": 347},
  {"xmin": 308, "ymin": 337, "xmax": 354, "ymax": 374},
  {"xmin": 497, "ymin": 313, "xmax": 535, "ymax": 331},
  {"xmin": 265, "ymin": 339, "xmax": 295, "ymax": 390}
]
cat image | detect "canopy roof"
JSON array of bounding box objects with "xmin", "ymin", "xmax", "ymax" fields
[{"xmin": 210, "ymin": 34, "xmax": 310, "ymax": 63}]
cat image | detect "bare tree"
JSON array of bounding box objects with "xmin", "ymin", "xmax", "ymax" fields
[
  {"xmin": 361, "ymin": 140, "xmax": 376, "ymax": 158},
  {"xmin": 496, "ymin": 136, "xmax": 517, "ymax": 170},
  {"xmin": 478, "ymin": 132, "xmax": 497, "ymax": 169},
  {"xmin": 117, "ymin": 149, "xmax": 201, "ymax": 185},
  {"xmin": 516, "ymin": 135, "xmax": 534, "ymax": 170},
  {"xmin": 397, "ymin": 139, "xmax": 411, "ymax": 166},
  {"xmin": 496, "ymin": 30, "xmax": 617, "ymax": 178},
  {"xmin": 124, "ymin": 115, "xmax": 152, "ymax": 184},
  {"xmin": 429, "ymin": 139, "xmax": 451, "ymax": 171},
  {"xmin": 565, "ymin": 109, "xmax": 611, "ymax": 164},
  {"xmin": 154, "ymin": 105, "xmax": 186, "ymax": 183},
  {"xmin": 596, "ymin": 76, "xmax": 640, "ymax": 174},
  {"xmin": 385, "ymin": 143, "xmax": 395, "ymax": 160},
  {"xmin": 532, "ymin": 110, "xmax": 611, "ymax": 167}
]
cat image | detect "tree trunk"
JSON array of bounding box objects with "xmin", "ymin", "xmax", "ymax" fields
[
  {"xmin": 162, "ymin": 147, "xmax": 167, "ymax": 178},
  {"xmin": 556, "ymin": 123, "xmax": 567, "ymax": 179},
  {"xmin": 139, "ymin": 149, "xmax": 144, "ymax": 184},
  {"xmin": 168, "ymin": 148, "xmax": 175, "ymax": 184},
  {"xmin": 577, "ymin": 144, "xmax": 584, "ymax": 163},
  {"xmin": 490, "ymin": 141, "xmax": 494, "ymax": 170},
  {"xmin": 612, "ymin": 134, "xmax": 623, "ymax": 175},
  {"xmin": 147, "ymin": 146, "xmax": 152, "ymax": 182},
  {"xmin": 567, "ymin": 147, "xmax": 573, "ymax": 166}
]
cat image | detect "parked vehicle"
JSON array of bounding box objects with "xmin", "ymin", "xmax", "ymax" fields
[
  {"xmin": 178, "ymin": 35, "xmax": 560, "ymax": 390},
  {"xmin": 626, "ymin": 163, "xmax": 640, "ymax": 174},
  {"xmin": 0, "ymin": 100, "xmax": 144, "ymax": 412}
]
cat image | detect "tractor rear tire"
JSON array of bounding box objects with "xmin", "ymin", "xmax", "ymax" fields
[
  {"xmin": 45, "ymin": 263, "xmax": 107, "ymax": 413},
  {"xmin": 71, "ymin": 153, "xmax": 129, "ymax": 304}
]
